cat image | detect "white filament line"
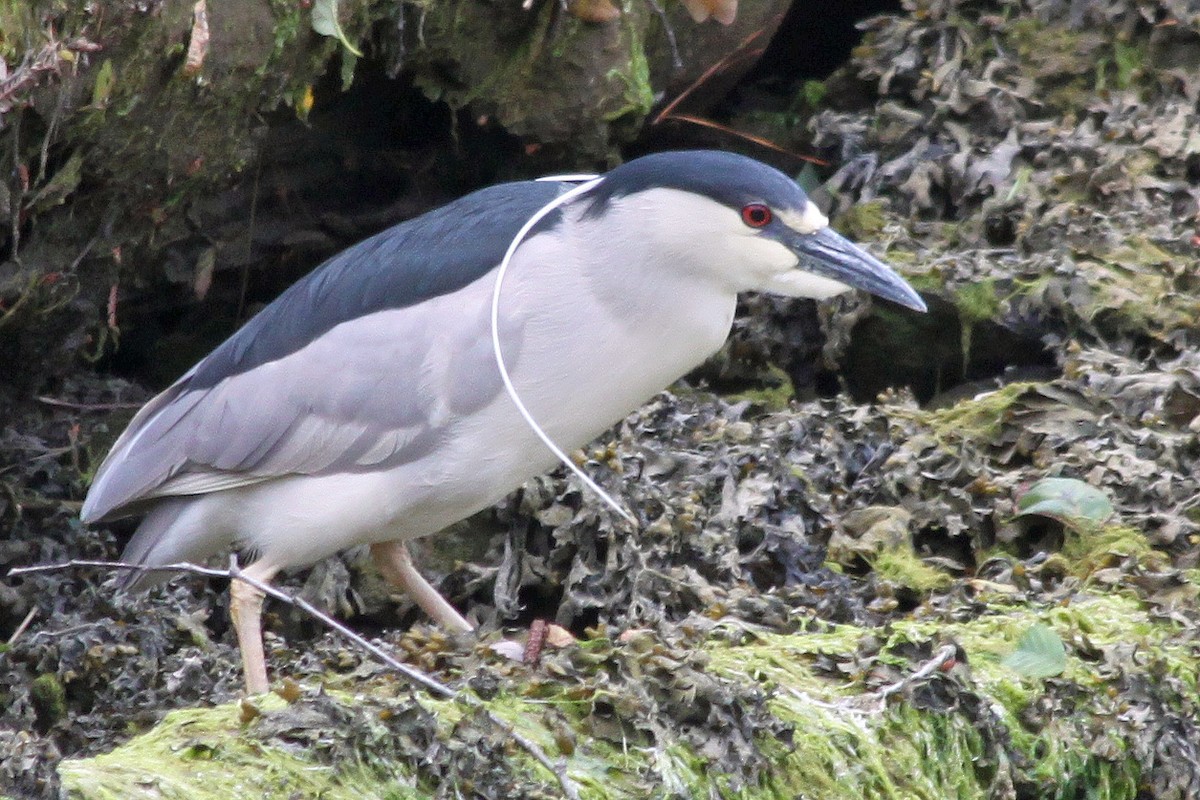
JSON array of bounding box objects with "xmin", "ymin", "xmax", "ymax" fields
[
  {"xmin": 535, "ymin": 174, "xmax": 601, "ymax": 183},
  {"xmin": 489, "ymin": 177, "xmax": 637, "ymax": 525}
]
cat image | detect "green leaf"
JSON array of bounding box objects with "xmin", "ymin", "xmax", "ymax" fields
[
  {"xmin": 1003, "ymin": 623, "xmax": 1067, "ymax": 678},
  {"xmin": 91, "ymin": 59, "xmax": 115, "ymax": 108},
  {"xmin": 339, "ymin": 51, "xmax": 357, "ymax": 92},
  {"xmin": 29, "ymin": 152, "xmax": 85, "ymax": 213},
  {"xmin": 311, "ymin": 0, "xmax": 363, "ymax": 58},
  {"xmin": 801, "ymin": 80, "xmax": 827, "ymax": 108},
  {"xmin": 1015, "ymin": 477, "xmax": 1113, "ymax": 530},
  {"xmin": 1113, "ymin": 40, "xmax": 1142, "ymax": 90}
]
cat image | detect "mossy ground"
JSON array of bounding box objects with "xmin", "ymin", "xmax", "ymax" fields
[{"xmin": 58, "ymin": 587, "xmax": 1191, "ymax": 799}]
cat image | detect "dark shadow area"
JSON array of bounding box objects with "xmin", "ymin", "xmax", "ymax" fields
[
  {"xmin": 740, "ymin": 0, "xmax": 904, "ymax": 94},
  {"xmin": 98, "ymin": 62, "xmax": 525, "ymax": 389},
  {"xmin": 630, "ymin": 0, "xmax": 903, "ymax": 163},
  {"xmin": 836, "ymin": 296, "xmax": 1060, "ymax": 405}
]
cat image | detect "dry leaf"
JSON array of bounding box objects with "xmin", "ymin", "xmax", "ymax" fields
[
  {"xmin": 679, "ymin": 0, "xmax": 737, "ymax": 25},
  {"xmin": 193, "ymin": 247, "xmax": 216, "ymax": 301},
  {"xmin": 568, "ymin": 0, "xmax": 620, "ymax": 24},
  {"xmin": 183, "ymin": 0, "xmax": 208, "ymax": 77}
]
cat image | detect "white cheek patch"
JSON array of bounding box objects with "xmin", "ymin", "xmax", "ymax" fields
[
  {"xmin": 779, "ymin": 200, "xmax": 829, "ymax": 235},
  {"xmin": 754, "ymin": 237, "xmax": 800, "ymax": 271},
  {"xmin": 763, "ymin": 269, "xmax": 850, "ymax": 299}
]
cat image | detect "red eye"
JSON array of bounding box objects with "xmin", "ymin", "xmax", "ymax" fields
[{"xmin": 741, "ymin": 203, "xmax": 772, "ymax": 228}]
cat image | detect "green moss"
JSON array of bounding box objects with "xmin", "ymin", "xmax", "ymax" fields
[
  {"xmin": 1096, "ymin": 39, "xmax": 1148, "ymax": 92},
  {"xmin": 873, "ymin": 547, "xmax": 954, "ymax": 593},
  {"xmin": 1105, "ymin": 236, "xmax": 1173, "ymax": 269},
  {"xmin": 1061, "ymin": 524, "xmax": 1166, "ymax": 578},
  {"xmin": 601, "ymin": 1, "xmax": 653, "ymax": 123},
  {"xmin": 710, "ymin": 591, "xmax": 1187, "ymax": 799},
  {"xmin": 1003, "ymin": 19, "xmax": 1101, "ymax": 111},
  {"xmin": 30, "ymin": 673, "xmax": 67, "ymax": 726},
  {"xmin": 904, "ymin": 267, "xmax": 947, "ymax": 293},
  {"xmin": 827, "ymin": 507, "xmax": 952, "ymax": 595},
  {"xmin": 724, "ymin": 365, "xmax": 795, "ymax": 412},
  {"xmin": 953, "ymin": 279, "xmax": 1001, "ymax": 326},
  {"xmin": 62, "ymin": 587, "xmax": 1196, "ymax": 799},
  {"xmin": 835, "ymin": 200, "xmax": 888, "ymax": 241},
  {"xmin": 999, "ymin": 16, "xmax": 1160, "ymax": 111},
  {"xmin": 60, "ymin": 695, "xmax": 422, "ymax": 800},
  {"xmin": 952, "ymin": 279, "xmax": 1001, "ymax": 367},
  {"xmin": 33, "ymin": 0, "xmax": 366, "ymax": 223},
  {"xmin": 448, "ymin": 690, "xmax": 649, "ymax": 796},
  {"xmin": 1067, "ymin": 237, "xmax": 1200, "ymax": 345},
  {"xmin": 266, "ymin": 0, "xmax": 309, "ymax": 65},
  {"xmin": 1006, "ymin": 18, "xmax": 1087, "ymax": 68},
  {"xmin": 800, "ymin": 79, "xmax": 827, "ymax": 109},
  {"xmin": 913, "ymin": 381, "xmax": 1039, "ymax": 447}
]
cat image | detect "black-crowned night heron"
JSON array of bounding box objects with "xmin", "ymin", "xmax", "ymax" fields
[{"xmin": 82, "ymin": 150, "xmax": 925, "ymax": 694}]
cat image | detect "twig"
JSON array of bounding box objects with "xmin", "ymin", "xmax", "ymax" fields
[
  {"xmin": 783, "ymin": 645, "xmax": 959, "ymax": 719},
  {"xmin": 512, "ymin": 728, "xmax": 575, "ymax": 797},
  {"xmin": 0, "ymin": 273, "xmax": 37, "ymax": 330},
  {"xmin": 35, "ymin": 396, "xmax": 143, "ymax": 412},
  {"xmin": 8, "ymin": 558, "xmax": 581, "ymax": 799},
  {"xmin": 642, "ymin": 0, "xmax": 682, "ymax": 70},
  {"xmin": 9, "ymin": 110, "xmax": 21, "ymax": 259},
  {"xmin": 66, "ymin": 215, "xmax": 112, "ymax": 274},
  {"xmin": 12, "ymin": 558, "xmax": 455, "ymax": 697},
  {"xmin": 0, "ymin": 38, "xmax": 98, "ymax": 117},
  {"xmin": 874, "ymin": 644, "xmax": 958, "ymax": 704},
  {"xmin": 647, "ymin": 23, "xmax": 825, "ymax": 166},
  {"xmin": 236, "ymin": 157, "xmax": 263, "ymax": 323},
  {"xmin": 664, "ymin": 114, "xmax": 823, "ymax": 162},
  {"xmin": 651, "ymin": 29, "xmax": 767, "ymax": 126},
  {"xmin": 36, "ymin": 70, "xmax": 69, "ymax": 186},
  {"xmin": 6, "ymin": 606, "xmax": 37, "ymax": 645}
]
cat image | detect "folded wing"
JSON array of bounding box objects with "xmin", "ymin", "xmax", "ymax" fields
[{"xmin": 83, "ymin": 180, "xmax": 567, "ymax": 522}]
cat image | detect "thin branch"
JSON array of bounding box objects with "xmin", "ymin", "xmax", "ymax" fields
[
  {"xmin": 6, "ymin": 606, "xmax": 37, "ymax": 645},
  {"xmin": 8, "ymin": 558, "xmax": 580, "ymax": 799},
  {"xmin": 783, "ymin": 645, "xmax": 959, "ymax": 718},
  {"xmin": 651, "ymin": 33, "xmax": 767, "ymax": 125},
  {"xmin": 12, "ymin": 558, "xmax": 455, "ymax": 697},
  {"xmin": 236, "ymin": 157, "xmax": 263, "ymax": 323},
  {"xmin": 0, "ymin": 273, "xmax": 37, "ymax": 331},
  {"xmin": 9, "ymin": 109, "xmax": 21, "ymax": 259},
  {"xmin": 35, "ymin": 396, "xmax": 143, "ymax": 412},
  {"xmin": 664, "ymin": 114, "xmax": 827, "ymax": 164},
  {"xmin": 511, "ymin": 728, "xmax": 575, "ymax": 798},
  {"xmin": 642, "ymin": 0, "xmax": 682, "ymax": 70},
  {"xmin": 66, "ymin": 215, "xmax": 111, "ymax": 274},
  {"xmin": 36, "ymin": 70, "xmax": 69, "ymax": 186},
  {"xmin": 648, "ymin": 21, "xmax": 827, "ymax": 167},
  {"xmin": 874, "ymin": 645, "xmax": 958, "ymax": 705},
  {"xmin": 0, "ymin": 38, "xmax": 98, "ymax": 118}
]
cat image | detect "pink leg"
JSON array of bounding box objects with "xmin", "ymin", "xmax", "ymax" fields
[
  {"xmin": 229, "ymin": 560, "xmax": 281, "ymax": 695},
  {"xmin": 370, "ymin": 541, "xmax": 473, "ymax": 633}
]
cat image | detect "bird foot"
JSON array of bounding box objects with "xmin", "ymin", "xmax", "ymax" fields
[{"xmin": 370, "ymin": 540, "xmax": 472, "ymax": 632}]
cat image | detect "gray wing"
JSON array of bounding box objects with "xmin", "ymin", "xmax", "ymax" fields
[{"xmin": 82, "ymin": 180, "xmax": 564, "ymax": 522}]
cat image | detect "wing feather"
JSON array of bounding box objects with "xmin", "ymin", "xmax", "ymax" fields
[{"xmin": 82, "ymin": 180, "xmax": 559, "ymax": 522}]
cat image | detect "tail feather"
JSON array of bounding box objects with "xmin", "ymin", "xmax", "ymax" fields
[{"xmin": 118, "ymin": 497, "xmax": 232, "ymax": 591}]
